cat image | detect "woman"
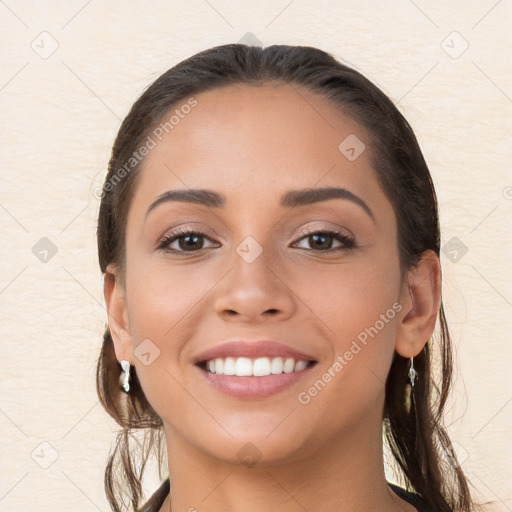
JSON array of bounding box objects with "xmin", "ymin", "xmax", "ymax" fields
[{"xmin": 96, "ymin": 44, "xmax": 485, "ymax": 512}]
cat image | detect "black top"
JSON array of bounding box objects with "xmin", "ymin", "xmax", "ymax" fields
[{"xmin": 137, "ymin": 477, "xmax": 434, "ymax": 511}]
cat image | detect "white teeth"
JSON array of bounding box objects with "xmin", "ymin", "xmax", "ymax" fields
[
  {"xmin": 235, "ymin": 357, "xmax": 253, "ymax": 376},
  {"xmin": 223, "ymin": 357, "xmax": 235, "ymax": 375},
  {"xmin": 204, "ymin": 356, "xmax": 311, "ymax": 376},
  {"xmin": 270, "ymin": 357, "xmax": 284, "ymax": 374},
  {"xmin": 294, "ymin": 360, "xmax": 308, "ymax": 371},
  {"xmin": 253, "ymin": 357, "xmax": 271, "ymax": 376},
  {"xmin": 283, "ymin": 358, "xmax": 295, "ymax": 373}
]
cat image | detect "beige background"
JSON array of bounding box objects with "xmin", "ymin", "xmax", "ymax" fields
[{"xmin": 1, "ymin": 1, "xmax": 511, "ymax": 510}]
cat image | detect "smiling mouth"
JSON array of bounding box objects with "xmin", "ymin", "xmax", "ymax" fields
[{"xmin": 198, "ymin": 356, "xmax": 316, "ymax": 377}]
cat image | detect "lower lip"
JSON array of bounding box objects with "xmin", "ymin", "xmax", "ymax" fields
[{"xmin": 197, "ymin": 365, "xmax": 315, "ymax": 399}]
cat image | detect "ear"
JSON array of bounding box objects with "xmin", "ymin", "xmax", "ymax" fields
[
  {"xmin": 104, "ymin": 263, "xmax": 134, "ymax": 364},
  {"xmin": 395, "ymin": 250, "xmax": 441, "ymax": 358}
]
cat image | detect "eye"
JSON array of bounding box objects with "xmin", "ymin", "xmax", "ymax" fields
[
  {"xmin": 293, "ymin": 228, "xmax": 355, "ymax": 252},
  {"xmin": 157, "ymin": 227, "xmax": 355, "ymax": 254},
  {"xmin": 157, "ymin": 228, "xmax": 219, "ymax": 253}
]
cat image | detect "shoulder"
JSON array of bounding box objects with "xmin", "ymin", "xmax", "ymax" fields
[
  {"xmin": 137, "ymin": 477, "xmax": 170, "ymax": 512},
  {"xmin": 387, "ymin": 482, "xmax": 436, "ymax": 512}
]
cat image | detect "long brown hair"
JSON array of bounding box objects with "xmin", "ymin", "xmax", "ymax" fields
[{"xmin": 96, "ymin": 44, "xmax": 486, "ymax": 511}]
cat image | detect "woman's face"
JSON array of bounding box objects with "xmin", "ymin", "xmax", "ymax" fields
[{"xmin": 112, "ymin": 83, "xmax": 408, "ymax": 464}]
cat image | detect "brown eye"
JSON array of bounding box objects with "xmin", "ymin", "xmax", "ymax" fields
[
  {"xmin": 294, "ymin": 230, "xmax": 355, "ymax": 251},
  {"xmin": 158, "ymin": 230, "xmax": 218, "ymax": 253},
  {"xmin": 177, "ymin": 234, "xmax": 204, "ymax": 251}
]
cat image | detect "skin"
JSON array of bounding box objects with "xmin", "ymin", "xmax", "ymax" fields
[{"xmin": 104, "ymin": 83, "xmax": 441, "ymax": 512}]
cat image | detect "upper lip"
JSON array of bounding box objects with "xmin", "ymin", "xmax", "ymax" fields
[{"xmin": 193, "ymin": 340, "xmax": 317, "ymax": 365}]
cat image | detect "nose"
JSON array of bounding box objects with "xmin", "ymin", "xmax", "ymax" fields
[{"xmin": 214, "ymin": 248, "xmax": 296, "ymax": 324}]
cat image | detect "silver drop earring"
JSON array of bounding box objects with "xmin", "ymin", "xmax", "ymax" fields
[
  {"xmin": 408, "ymin": 356, "xmax": 418, "ymax": 388},
  {"xmin": 404, "ymin": 356, "xmax": 418, "ymax": 414},
  {"xmin": 120, "ymin": 360, "xmax": 131, "ymax": 393}
]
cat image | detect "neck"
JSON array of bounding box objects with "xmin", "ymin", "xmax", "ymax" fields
[{"xmin": 160, "ymin": 414, "xmax": 412, "ymax": 512}]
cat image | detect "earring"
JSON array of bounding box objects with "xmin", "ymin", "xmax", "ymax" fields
[
  {"xmin": 408, "ymin": 356, "xmax": 418, "ymax": 388},
  {"xmin": 119, "ymin": 360, "xmax": 131, "ymax": 393},
  {"xmin": 404, "ymin": 356, "xmax": 418, "ymax": 414}
]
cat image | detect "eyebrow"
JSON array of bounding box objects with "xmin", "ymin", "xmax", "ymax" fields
[{"xmin": 145, "ymin": 186, "xmax": 375, "ymax": 223}]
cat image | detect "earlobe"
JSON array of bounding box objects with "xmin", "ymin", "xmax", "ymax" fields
[
  {"xmin": 103, "ymin": 264, "xmax": 134, "ymax": 364},
  {"xmin": 395, "ymin": 250, "xmax": 441, "ymax": 358}
]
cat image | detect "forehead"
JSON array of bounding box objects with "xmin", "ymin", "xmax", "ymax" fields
[
  {"xmin": 128, "ymin": 83, "xmax": 390, "ymax": 221},
  {"xmin": 148, "ymin": 83, "xmax": 368, "ymax": 172}
]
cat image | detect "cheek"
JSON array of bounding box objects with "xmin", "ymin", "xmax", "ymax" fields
[
  {"xmin": 295, "ymin": 250, "xmax": 401, "ymax": 399},
  {"xmin": 123, "ymin": 256, "xmax": 227, "ymax": 395},
  {"xmin": 125, "ymin": 258, "xmax": 215, "ymax": 341},
  {"xmin": 298, "ymin": 249, "xmax": 401, "ymax": 339}
]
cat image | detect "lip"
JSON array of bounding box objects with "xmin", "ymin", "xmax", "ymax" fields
[
  {"xmin": 193, "ymin": 340, "xmax": 317, "ymax": 399},
  {"xmin": 197, "ymin": 366, "xmax": 315, "ymax": 398},
  {"xmin": 193, "ymin": 340, "xmax": 317, "ymax": 365}
]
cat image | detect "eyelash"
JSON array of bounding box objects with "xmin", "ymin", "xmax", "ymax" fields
[{"xmin": 157, "ymin": 226, "xmax": 356, "ymax": 254}]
